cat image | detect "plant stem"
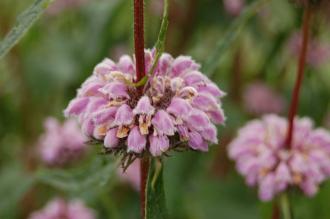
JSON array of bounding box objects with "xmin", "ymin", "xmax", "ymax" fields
[
  {"xmin": 272, "ymin": 200, "xmax": 280, "ymax": 219},
  {"xmin": 134, "ymin": 0, "xmax": 146, "ymax": 86},
  {"xmin": 285, "ymin": 4, "xmax": 312, "ymax": 149},
  {"xmin": 280, "ymin": 193, "xmax": 293, "ymax": 219},
  {"xmin": 140, "ymin": 156, "xmax": 150, "ymax": 219}
]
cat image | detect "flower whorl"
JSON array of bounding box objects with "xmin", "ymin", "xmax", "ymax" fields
[
  {"xmin": 38, "ymin": 117, "xmax": 87, "ymax": 166},
  {"xmin": 28, "ymin": 198, "xmax": 95, "ymax": 219},
  {"xmin": 64, "ymin": 49, "xmax": 225, "ymax": 157},
  {"xmin": 229, "ymin": 115, "xmax": 330, "ymax": 201}
]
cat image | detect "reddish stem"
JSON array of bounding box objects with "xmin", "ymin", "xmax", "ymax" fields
[
  {"xmin": 134, "ymin": 1, "xmax": 148, "ymax": 218},
  {"xmin": 272, "ymin": 201, "xmax": 280, "ymax": 219},
  {"xmin": 140, "ymin": 157, "xmax": 150, "ymax": 219},
  {"xmin": 285, "ymin": 5, "xmax": 312, "ymax": 149},
  {"xmin": 134, "ymin": 0, "xmax": 146, "ymax": 84}
]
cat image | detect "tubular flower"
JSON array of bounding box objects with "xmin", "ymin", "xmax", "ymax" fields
[
  {"xmin": 288, "ymin": 32, "xmax": 330, "ymax": 68},
  {"xmin": 64, "ymin": 49, "xmax": 226, "ymax": 158},
  {"xmin": 243, "ymin": 82, "xmax": 285, "ymax": 116},
  {"xmin": 117, "ymin": 159, "xmax": 140, "ymax": 191},
  {"xmin": 223, "ymin": 0, "xmax": 245, "ymax": 16},
  {"xmin": 47, "ymin": 0, "xmax": 87, "ymax": 15},
  {"xmin": 28, "ymin": 198, "xmax": 96, "ymax": 219},
  {"xmin": 38, "ymin": 117, "xmax": 87, "ymax": 166},
  {"xmin": 228, "ymin": 115, "xmax": 330, "ymax": 201}
]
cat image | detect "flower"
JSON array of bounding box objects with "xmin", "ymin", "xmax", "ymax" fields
[
  {"xmin": 38, "ymin": 117, "xmax": 87, "ymax": 166},
  {"xmin": 223, "ymin": 0, "xmax": 245, "ymax": 16},
  {"xmin": 117, "ymin": 159, "xmax": 140, "ymax": 191},
  {"xmin": 228, "ymin": 115, "xmax": 330, "ymax": 201},
  {"xmin": 288, "ymin": 32, "xmax": 330, "ymax": 68},
  {"xmin": 28, "ymin": 198, "xmax": 96, "ymax": 219},
  {"xmin": 64, "ymin": 49, "xmax": 225, "ymax": 158},
  {"xmin": 243, "ymin": 82, "xmax": 285, "ymax": 116},
  {"xmin": 47, "ymin": 0, "xmax": 87, "ymax": 15}
]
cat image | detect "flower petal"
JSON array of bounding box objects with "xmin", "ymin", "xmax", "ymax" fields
[
  {"xmin": 64, "ymin": 97, "xmax": 89, "ymax": 117},
  {"xmin": 133, "ymin": 96, "xmax": 155, "ymax": 115},
  {"xmin": 113, "ymin": 104, "xmax": 134, "ymax": 126},
  {"xmin": 104, "ymin": 128, "xmax": 119, "ymax": 149},
  {"xmin": 127, "ymin": 126, "xmax": 146, "ymax": 153},
  {"xmin": 149, "ymin": 135, "xmax": 170, "ymax": 156},
  {"xmin": 152, "ymin": 110, "xmax": 176, "ymax": 136},
  {"xmin": 188, "ymin": 131, "xmax": 208, "ymax": 151}
]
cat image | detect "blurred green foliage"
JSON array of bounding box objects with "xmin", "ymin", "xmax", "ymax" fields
[{"xmin": 0, "ymin": 0, "xmax": 329, "ymax": 218}]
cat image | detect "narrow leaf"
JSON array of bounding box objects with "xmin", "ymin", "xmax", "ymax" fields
[
  {"xmin": 0, "ymin": 0, "xmax": 53, "ymax": 59},
  {"xmin": 147, "ymin": 0, "xmax": 169, "ymax": 77},
  {"xmin": 145, "ymin": 159, "xmax": 168, "ymax": 219},
  {"xmin": 202, "ymin": 0, "xmax": 270, "ymax": 76}
]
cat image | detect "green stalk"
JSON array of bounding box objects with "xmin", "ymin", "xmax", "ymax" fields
[{"xmin": 280, "ymin": 193, "xmax": 293, "ymax": 219}]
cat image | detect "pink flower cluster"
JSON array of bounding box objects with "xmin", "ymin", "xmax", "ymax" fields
[
  {"xmin": 64, "ymin": 49, "xmax": 225, "ymax": 157},
  {"xmin": 38, "ymin": 117, "xmax": 87, "ymax": 166},
  {"xmin": 117, "ymin": 159, "xmax": 140, "ymax": 191},
  {"xmin": 28, "ymin": 198, "xmax": 96, "ymax": 219},
  {"xmin": 223, "ymin": 0, "xmax": 245, "ymax": 16},
  {"xmin": 229, "ymin": 115, "xmax": 330, "ymax": 201},
  {"xmin": 288, "ymin": 32, "xmax": 330, "ymax": 68},
  {"xmin": 47, "ymin": 0, "xmax": 87, "ymax": 15},
  {"xmin": 243, "ymin": 82, "xmax": 285, "ymax": 115}
]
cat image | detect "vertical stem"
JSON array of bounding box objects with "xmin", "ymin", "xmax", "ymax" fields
[
  {"xmin": 134, "ymin": 0, "xmax": 146, "ymax": 85},
  {"xmin": 272, "ymin": 201, "xmax": 280, "ymax": 219},
  {"xmin": 140, "ymin": 156, "xmax": 150, "ymax": 219},
  {"xmin": 285, "ymin": 5, "xmax": 312, "ymax": 148},
  {"xmin": 280, "ymin": 193, "xmax": 293, "ymax": 219},
  {"xmin": 133, "ymin": 1, "xmax": 148, "ymax": 218}
]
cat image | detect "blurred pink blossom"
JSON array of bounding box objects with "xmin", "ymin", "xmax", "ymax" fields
[
  {"xmin": 64, "ymin": 49, "xmax": 226, "ymax": 157},
  {"xmin": 38, "ymin": 117, "xmax": 87, "ymax": 166},
  {"xmin": 288, "ymin": 32, "xmax": 330, "ymax": 68},
  {"xmin": 229, "ymin": 115, "xmax": 330, "ymax": 201},
  {"xmin": 243, "ymin": 82, "xmax": 285, "ymax": 115},
  {"xmin": 223, "ymin": 0, "xmax": 245, "ymax": 16},
  {"xmin": 28, "ymin": 198, "xmax": 96, "ymax": 219},
  {"xmin": 117, "ymin": 159, "xmax": 140, "ymax": 191},
  {"xmin": 47, "ymin": 0, "xmax": 87, "ymax": 15}
]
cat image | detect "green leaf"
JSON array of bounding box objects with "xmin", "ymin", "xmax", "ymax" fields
[
  {"xmin": 202, "ymin": 0, "xmax": 271, "ymax": 76},
  {"xmin": 0, "ymin": 164, "xmax": 36, "ymax": 218},
  {"xmin": 0, "ymin": 0, "xmax": 53, "ymax": 59},
  {"xmin": 145, "ymin": 159, "xmax": 168, "ymax": 219},
  {"xmin": 280, "ymin": 193, "xmax": 294, "ymax": 219},
  {"xmin": 36, "ymin": 157, "xmax": 117, "ymax": 193},
  {"xmin": 147, "ymin": 0, "xmax": 169, "ymax": 77}
]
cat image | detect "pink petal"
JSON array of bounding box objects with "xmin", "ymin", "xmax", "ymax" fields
[
  {"xmin": 151, "ymin": 110, "xmax": 176, "ymax": 136},
  {"xmin": 113, "ymin": 104, "xmax": 134, "ymax": 126},
  {"xmin": 127, "ymin": 126, "xmax": 146, "ymax": 153},
  {"xmin": 64, "ymin": 97, "xmax": 89, "ymax": 117},
  {"xmin": 188, "ymin": 131, "xmax": 208, "ymax": 151},
  {"xmin": 149, "ymin": 135, "xmax": 170, "ymax": 156},
  {"xmin": 104, "ymin": 128, "xmax": 119, "ymax": 149},
  {"xmin": 133, "ymin": 96, "xmax": 155, "ymax": 115}
]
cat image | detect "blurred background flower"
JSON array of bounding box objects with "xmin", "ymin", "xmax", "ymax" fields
[
  {"xmin": 229, "ymin": 115, "xmax": 330, "ymax": 201},
  {"xmin": 38, "ymin": 117, "xmax": 87, "ymax": 167},
  {"xmin": 243, "ymin": 82, "xmax": 285, "ymax": 116},
  {"xmin": 28, "ymin": 198, "xmax": 96, "ymax": 219}
]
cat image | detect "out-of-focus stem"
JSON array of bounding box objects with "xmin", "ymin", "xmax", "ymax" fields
[
  {"xmin": 272, "ymin": 200, "xmax": 280, "ymax": 219},
  {"xmin": 280, "ymin": 193, "xmax": 293, "ymax": 219},
  {"xmin": 285, "ymin": 4, "xmax": 312, "ymax": 149},
  {"xmin": 140, "ymin": 156, "xmax": 150, "ymax": 219},
  {"xmin": 134, "ymin": 0, "xmax": 146, "ymax": 88}
]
